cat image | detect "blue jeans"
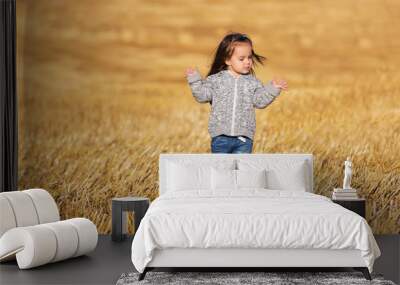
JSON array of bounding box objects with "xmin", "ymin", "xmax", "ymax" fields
[{"xmin": 211, "ymin": 135, "xmax": 253, "ymax": 154}]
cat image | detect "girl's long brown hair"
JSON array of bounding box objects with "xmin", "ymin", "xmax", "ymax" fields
[{"xmin": 207, "ymin": 32, "xmax": 267, "ymax": 77}]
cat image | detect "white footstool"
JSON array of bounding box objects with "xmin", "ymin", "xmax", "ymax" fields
[{"xmin": 0, "ymin": 189, "xmax": 98, "ymax": 269}]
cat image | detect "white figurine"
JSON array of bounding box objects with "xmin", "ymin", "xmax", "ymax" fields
[{"xmin": 343, "ymin": 157, "xmax": 352, "ymax": 190}]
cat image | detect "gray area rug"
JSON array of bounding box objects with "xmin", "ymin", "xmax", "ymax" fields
[{"xmin": 116, "ymin": 271, "xmax": 396, "ymax": 285}]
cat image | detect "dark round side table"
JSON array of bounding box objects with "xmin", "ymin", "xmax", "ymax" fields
[{"xmin": 111, "ymin": 197, "xmax": 150, "ymax": 242}]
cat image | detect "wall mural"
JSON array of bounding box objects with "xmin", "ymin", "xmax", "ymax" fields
[{"xmin": 17, "ymin": 0, "xmax": 400, "ymax": 234}]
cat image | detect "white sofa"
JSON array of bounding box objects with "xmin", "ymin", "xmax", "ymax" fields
[{"xmin": 0, "ymin": 188, "xmax": 98, "ymax": 269}]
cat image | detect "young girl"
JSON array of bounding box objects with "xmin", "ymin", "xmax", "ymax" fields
[{"xmin": 185, "ymin": 32, "xmax": 288, "ymax": 153}]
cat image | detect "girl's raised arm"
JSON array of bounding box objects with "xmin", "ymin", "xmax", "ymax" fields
[
  {"xmin": 185, "ymin": 68, "xmax": 215, "ymax": 103},
  {"xmin": 253, "ymin": 79, "xmax": 282, "ymax": 109}
]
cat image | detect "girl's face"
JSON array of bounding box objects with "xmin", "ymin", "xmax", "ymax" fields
[{"xmin": 225, "ymin": 42, "xmax": 253, "ymax": 75}]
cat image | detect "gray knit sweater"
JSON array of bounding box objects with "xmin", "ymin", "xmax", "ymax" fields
[{"xmin": 186, "ymin": 69, "xmax": 281, "ymax": 140}]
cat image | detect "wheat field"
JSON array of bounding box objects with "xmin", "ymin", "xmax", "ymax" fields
[{"xmin": 16, "ymin": 0, "xmax": 400, "ymax": 234}]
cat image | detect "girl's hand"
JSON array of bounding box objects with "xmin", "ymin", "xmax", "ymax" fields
[
  {"xmin": 185, "ymin": 67, "xmax": 198, "ymax": 77},
  {"xmin": 272, "ymin": 77, "xmax": 288, "ymax": 91}
]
